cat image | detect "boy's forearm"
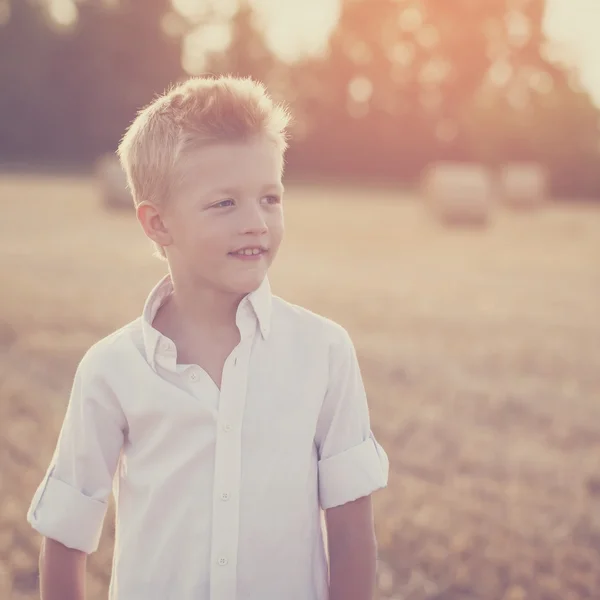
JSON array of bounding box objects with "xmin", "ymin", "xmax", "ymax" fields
[
  {"xmin": 327, "ymin": 530, "xmax": 377, "ymax": 600},
  {"xmin": 39, "ymin": 537, "xmax": 87, "ymax": 600}
]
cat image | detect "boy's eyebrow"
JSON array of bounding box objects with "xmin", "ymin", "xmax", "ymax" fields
[
  {"xmin": 205, "ymin": 184, "xmax": 285, "ymax": 198},
  {"xmin": 207, "ymin": 187, "xmax": 240, "ymax": 198},
  {"xmin": 261, "ymin": 183, "xmax": 285, "ymax": 194}
]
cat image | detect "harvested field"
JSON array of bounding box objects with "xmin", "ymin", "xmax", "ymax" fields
[{"xmin": 1, "ymin": 174, "xmax": 600, "ymax": 599}]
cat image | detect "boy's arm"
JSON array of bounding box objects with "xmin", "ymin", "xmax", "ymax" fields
[
  {"xmin": 27, "ymin": 347, "xmax": 127, "ymax": 598},
  {"xmin": 326, "ymin": 495, "xmax": 377, "ymax": 600},
  {"xmin": 315, "ymin": 327, "xmax": 389, "ymax": 597},
  {"xmin": 40, "ymin": 537, "xmax": 87, "ymax": 600}
]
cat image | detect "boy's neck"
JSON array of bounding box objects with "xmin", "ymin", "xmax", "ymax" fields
[{"xmin": 165, "ymin": 271, "xmax": 243, "ymax": 335}]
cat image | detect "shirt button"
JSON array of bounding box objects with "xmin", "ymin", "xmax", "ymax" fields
[
  {"xmin": 189, "ymin": 372, "xmax": 197, "ymax": 381},
  {"xmin": 223, "ymin": 423, "xmax": 232, "ymax": 432},
  {"xmin": 221, "ymin": 492, "xmax": 230, "ymax": 501},
  {"xmin": 218, "ymin": 557, "xmax": 228, "ymax": 566}
]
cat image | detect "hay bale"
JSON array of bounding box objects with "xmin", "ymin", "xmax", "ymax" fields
[
  {"xmin": 94, "ymin": 154, "xmax": 133, "ymax": 211},
  {"xmin": 422, "ymin": 162, "xmax": 493, "ymax": 226},
  {"xmin": 500, "ymin": 163, "xmax": 549, "ymax": 209}
]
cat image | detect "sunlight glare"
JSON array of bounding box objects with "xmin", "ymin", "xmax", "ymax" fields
[
  {"xmin": 171, "ymin": 0, "xmax": 600, "ymax": 108},
  {"xmin": 505, "ymin": 9, "xmax": 531, "ymax": 48},
  {"xmin": 200, "ymin": 22, "xmax": 232, "ymax": 53},
  {"xmin": 172, "ymin": 0, "xmax": 237, "ymax": 22},
  {"xmin": 415, "ymin": 25, "xmax": 439, "ymax": 49},
  {"xmin": 182, "ymin": 21, "xmax": 232, "ymax": 74},
  {"xmin": 183, "ymin": 27, "xmax": 209, "ymax": 75},
  {"xmin": 348, "ymin": 76, "xmax": 373, "ymax": 104},
  {"xmin": 250, "ymin": 0, "xmax": 341, "ymax": 63},
  {"xmin": 398, "ymin": 6, "xmax": 422, "ymax": 32},
  {"xmin": 388, "ymin": 42, "xmax": 415, "ymax": 68},
  {"xmin": 543, "ymin": 0, "xmax": 600, "ymax": 107},
  {"xmin": 49, "ymin": 0, "xmax": 77, "ymax": 27}
]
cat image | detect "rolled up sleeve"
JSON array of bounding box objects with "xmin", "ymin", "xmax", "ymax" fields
[
  {"xmin": 316, "ymin": 327, "xmax": 389, "ymax": 510},
  {"xmin": 27, "ymin": 347, "xmax": 126, "ymax": 554}
]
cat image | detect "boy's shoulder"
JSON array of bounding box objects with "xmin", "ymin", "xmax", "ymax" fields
[
  {"xmin": 75, "ymin": 317, "xmax": 144, "ymax": 376},
  {"xmin": 271, "ymin": 295, "xmax": 353, "ymax": 348}
]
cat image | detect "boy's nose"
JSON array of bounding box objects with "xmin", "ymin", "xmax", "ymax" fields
[{"xmin": 241, "ymin": 207, "xmax": 268, "ymax": 234}]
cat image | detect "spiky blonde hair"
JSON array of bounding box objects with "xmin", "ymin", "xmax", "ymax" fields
[{"xmin": 117, "ymin": 75, "xmax": 291, "ymax": 259}]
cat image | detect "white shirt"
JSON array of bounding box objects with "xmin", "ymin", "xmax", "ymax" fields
[{"xmin": 27, "ymin": 274, "xmax": 389, "ymax": 600}]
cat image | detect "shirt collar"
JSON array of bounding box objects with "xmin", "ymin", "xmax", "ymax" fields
[{"xmin": 141, "ymin": 273, "xmax": 272, "ymax": 371}]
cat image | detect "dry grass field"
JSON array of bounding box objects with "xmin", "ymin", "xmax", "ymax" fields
[{"xmin": 1, "ymin": 173, "xmax": 600, "ymax": 599}]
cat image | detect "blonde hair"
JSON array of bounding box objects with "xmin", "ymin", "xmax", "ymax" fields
[{"xmin": 117, "ymin": 75, "xmax": 291, "ymax": 259}]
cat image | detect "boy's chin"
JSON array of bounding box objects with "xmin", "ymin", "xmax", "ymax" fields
[{"xmin": 224, "ymin": 272, "xmax": 267, "ymax": 296}]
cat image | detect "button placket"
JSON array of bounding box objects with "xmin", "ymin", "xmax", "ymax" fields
[{"xmin": 209, "ymin": 333, "xmax": 254, "ymax": 600}]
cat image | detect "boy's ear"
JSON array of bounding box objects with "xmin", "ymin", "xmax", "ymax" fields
[{"xmin": 136, "ymin": 202, "xmax": 173, "ymax": 248}]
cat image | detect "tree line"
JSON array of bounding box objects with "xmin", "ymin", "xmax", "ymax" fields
[{"xmin": 1, "ymin": 0, "xmax": 599, "ymax": 197}]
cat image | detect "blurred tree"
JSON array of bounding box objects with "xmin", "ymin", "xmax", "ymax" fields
[
  {"xmin": 183, "ymin": 1, "xmax": 292, "ymax": 108},
  {"xmin": 455, "ymin": 0, "xmax": 600, "ymax": 195},
  {"xmin": 288, "ymin": 0, "xmax": 600, "ymax": 195},
  {"xmin": 204, "ymin": 2, "xmax": 274, "ymax": 81},
  {"xmin": 286, "ymin": 0, "xmax": 439, "ymax": 179},
  {"xmin": 0, "ymin": 0, "xmax": 598, "ymax": 196},
  {"xmin": 0, "ymin": 0, "xmax": 60, "ymax": 162},
  {"xmin": 54, "ymin": 0, "xmax": 183, "ymax": 160},
  {"xmin": 0, "ymin": 0, "xmax": 183, "ymax": 164}
]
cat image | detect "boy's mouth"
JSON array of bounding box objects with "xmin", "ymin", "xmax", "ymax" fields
[{"xmin": 228, "ymin": 246, "xmax": 268, "ymax": 260}]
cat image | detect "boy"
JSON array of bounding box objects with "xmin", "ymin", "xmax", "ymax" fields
[{"xmin": 27, "ymin": 75, "xmax": 389, "ymax": 600}]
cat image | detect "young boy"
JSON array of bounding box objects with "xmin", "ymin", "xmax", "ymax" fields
[{"xmin": 27, "ymin": 75, "xmax": 389, "ymax": 600}]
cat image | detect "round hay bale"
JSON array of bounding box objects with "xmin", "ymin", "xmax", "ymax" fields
[
  {"xmin": 94, "ymin": 154, "xmax": 134, "ymax": 211},
  {"xmin": 421, "ymin": 162, "xmax": 494, "ymax": 226},
  {"xmin": 500, "ymin": 163, "xmax": 549, "ymax": 209}
]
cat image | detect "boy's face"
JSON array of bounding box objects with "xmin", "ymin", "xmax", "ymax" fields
[{"xmin": 157, "ymin": 135, "xmax": 284, "ymax": 296}]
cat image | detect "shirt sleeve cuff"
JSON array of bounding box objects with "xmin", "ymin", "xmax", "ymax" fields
[
  {"xmin": 318, "ymin": 434, "xmax": 389, "ymax": 509},
  {"xmin": 27, "ymin": 473, "xmax": 109, "ymax": 554}
]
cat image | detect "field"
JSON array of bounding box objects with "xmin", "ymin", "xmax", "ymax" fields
[{"xmin": 1, "ymin": 173, "xmax": 600, "ymax": 599}]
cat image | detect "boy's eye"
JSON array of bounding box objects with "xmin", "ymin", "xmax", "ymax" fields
[
  {"xmin": 213, "ymin": 199, "xmax": 235, "ymax": 208},
  {"xmin": 263, "ymin": 195, "xmax": 281, "ymax": 205}
]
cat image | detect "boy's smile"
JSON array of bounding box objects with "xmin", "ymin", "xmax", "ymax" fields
[{"xmin": 228, "ymin": 244, "xmax": 269, "ymax": 261}]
